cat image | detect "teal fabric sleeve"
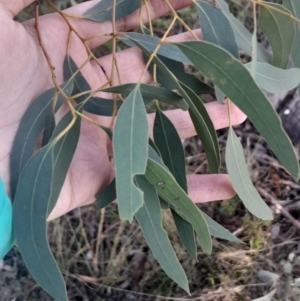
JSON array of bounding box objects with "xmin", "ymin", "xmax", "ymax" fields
[{"xmin": 0, "ymin": 178, "xmax": 14, "ymax": 259}]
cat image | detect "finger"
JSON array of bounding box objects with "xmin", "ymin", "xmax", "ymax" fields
[
  {"xmin": 187, "ymin": 174, "xmax": 236, "ymax": 203},
  {"xmin": 63, "ymin": 0, "xmax": 193, "ymax": 49},
  {"xmin": 1, "ymin": 0, "xmax": 34, "ymax": 16},
  {"xmin": 148, "ymin": 101, "xmax": 247, "ymax": 139}
]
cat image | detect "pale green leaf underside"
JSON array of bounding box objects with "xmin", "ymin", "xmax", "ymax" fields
[
  {"xmin": 226, "ymin": 127, "xmax": 273, "ymax": 220},
  {"xmin": 82, "ymin": 0, "xmax": 141, "ymax": 22},
  {"xmin": 135, "ymin": 176, "xmax": 190, "ymax": 293},
  {"xmin": 215, "ymin": 0, "xmax": 271, "ymax": 62},
  {"xmin": 259, "ymin": 2, "xmax": 295, "ymax": 69},
  {"xmin": 113, "ymin": 85, "xmax": 149, "ymax": 222},
  {"xmin": 283, "ymin": 0, "xmax": 300, "ymax": 91},
  {"xmin": 196, "ymin": 0, "xmax": 239, "ymax": 58},
  {"xmin": 245, "ymin": 62, "xmax": 300, "ymax": 93},
  {"xmin": 174, "ymin": 41, "xmax": 299, "ymax": 180}
]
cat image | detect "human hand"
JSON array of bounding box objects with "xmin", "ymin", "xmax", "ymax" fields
[{"xmin": 0, "ymin": 0, "xmax": 246, "ymax": 222}]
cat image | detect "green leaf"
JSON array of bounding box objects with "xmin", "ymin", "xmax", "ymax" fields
[
  {"xmin": 153, "ymin": 109, "xmax": 196, "ymax": 258},
  {"xmin": 215, "ymin": 0, "xmax": 271, "ymax": 62},
  {"xmin": 259, "ymin": 2, "xmax": 295, "ymax": 69},
  {"xmin": 154, "ymin": 109, "xmax": 187, "ymax": 191},
  {"xmin": 83, "ymin": 97, "xmax": 123, "ymax": 116},
  {"xmin": 174, "ymin": 41, "xmax": 299, "ymax": 180},
  {"xmin": 64, "ymin": 55, "xmax": 90, "ymax": 103},
  {"xmin": 119, "ymin": 32, "xmax": 191, "ymax": 64},
  {"xmin": 148, "ymin": 54, "xmax": 214, "ymax": 95},
  {"xmin": 195, "ymin": 1, "xmax": 239, "ymax": 58},
  {"xmin": 182, "ymin": 84, "xmax": 220, "ymax": 173},
  {"xmin": 96, "ymin": 179, "xmax": 116, "ymax": 209},
  {"xmin": 10, "ymin": 82, "xmax": 74, "ymax": 199},
  {"xmin": 113, "ymin": 85, "xmax": 149, "ymax": 222},
  {"xmin": 145, "ymin": 158, "xmax": 212, "ymax": 254},
  {"xmin": 202, "ymin": 211, "xmax": 242, "ymax": 243},
  {"xmin": 245, "ymin": 62, "xmax": 300, "ymax": 93},
  {"xmin": 171, "ymin": 211, "xmax": 197, "ymax": 259},
  {"xmin": 215, "ymin": 86, "xmax": 226, "ymax": 103},
  {"xmin": 135, "ymin": 176, "xmax": 190, "ymax": 294},
  {"xmin": 282, "ymin": 0, "xmax": 300, "ymax": 91},
  {"xmin": 13, "ymin": 110, "xmax": 81, "ymax": 301},
  {"xmin": 103, "ymin": 83, "xmax": 188, "ymax": 110},
  {"xmin": 82, "ymin": 0, "xmax": 141, "ymax": 22},
  {"xmin": 42, "ymin": 112, "xmax": 56, "ymax": 147},
  {"xmin": 126, "ymin": 35, "xmax": 220, "ymax": 173},
  {"xmin": 225, "ymin": 127, "xmax": 273, "ymax": 220}
]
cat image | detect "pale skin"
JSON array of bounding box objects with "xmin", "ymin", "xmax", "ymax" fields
[{"xmin": 0, "ymin": 0, "xmax": 246, "ymax": 221}]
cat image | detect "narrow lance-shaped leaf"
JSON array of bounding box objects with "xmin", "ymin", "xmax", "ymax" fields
[
  {"xmin": 82, "ymin": 0, "xmax": 141, "ymax": 22},
  {"xmin": 174, "ymin": 41, "xmax": 299, "ymax": 180},
  {"xmin": 259, "ymin": 2, "xmax": 295, "ymax": 69},
  {"xmin": 125, "ymin": 35, "xmax": 221, "ymax": 173},
  {"xmin": 196, "ymin": 1, "xmax": 239, "ymax": 58},
  {"xmin": 245, "ymin": 62, "xmax": 300, "ymax": 93},
  {"xmin": 96, "ymin": 179, "xmax": 117, "ymax": 209},
  {"xmin": 202, "ymin": 211, "xmax": 242, "ymax": 243},
  {"xmin": 225, "ymin": 127, "xmax": 273, "ymax": 220},
  {"xmin": 145, "ymin": 158, "xmax": 212, "ymax": 254},
  {"xmin": 145, "ymin": 54, "xmax": 213, "ymax": 95},
  {"xmin": 64, "ymin": 55, "xmax": 125, "ymax": 116},
  {"xmin": 135, "ymin": 176, "xmax": 190, "ymax": 294},
  {"xmin": 13, "ymin": 109, "xmax": 81, "ymax": 301},
  {"xmin": 113, "ymin": 85, "xmax": 149, "ymax": 222},
  {"xmin": 10, "ymin": 81, "xmax": 74, "ymax": 199},
  {"xmin": 215, "ymin": 0, "xmax": 271, "ymax": 63},
  {"xmin": 282, "ymin": 0, "xmax": 300, "ymax": 91},
  {"xmin": 153, "ymin": 109, "xmax": 197, "ymax": 259},
  {"xmin": 103, "ymin": 83, "xmax": 189, "ymax": 110},
  {"xmin": 140, "ymin": 27, "xmax": 213, "ymax": 95},
  {"xmin": 119, "ymin": 32, "xmax": 192, "ymax": 64}
]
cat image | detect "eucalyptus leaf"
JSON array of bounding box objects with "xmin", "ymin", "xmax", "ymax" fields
[
  {"xmin": 119, "ymin": 32, "xmax": 192, "ymax": 64},
  {"xmin": 174, "ymin": 41, "xmax": 299, "ymax": 180},
  {"xmin": 83, "ymin": 97, "xmax": 123, "ymax": 116},
  {"xmin": 245, "ymin": 62, "xmax": 300, "ymax": 93},
  {"xmin": 196, "ymin": 1, "xmax": 239, "ymax": 58},
  {"xmin": 64, "ymin": 55, "xmax": 90, "ymax": 103},
  {"xmin": 225, "ymin": 127, "xmax": 273, "ymax": 220},
  {"xmin": 135, "ymin": 176, "xmax": 190, "ymax": 293},
  {"xmin": 113, "ymin": 85, "xmax": 149, "ymax": 222},
  {"xmin": 82, "ymin": 0, "xmax": 141, "ymax": 22},
  {"xmin": 215, "ymin": 86, "xmax": 226, "ymax": 103},
  {"xmin": 13, "ymin": 109, "xmax": 81, "ymax": 301},
  {"xmin": 215, "ymin": 0, "xmax": 271, "ymax": 62},
  {"xmin": 127, "ymin": 36, "xmax": 220, "ymax": 173},
  {"xmin": 202, "ymin": 211, "xmax": 242, "ymax": 243},
  {"xmin": 154, "ymin": 109, "xmax": 187, "ymax": 191},
  {"xmin": 145, "ymin": 158, "xmax": 212, "ymax": 254},
  {"xmin": 172, "ymin": 211, "xmax": 197, "ymax": 259},
  {"xmin": 103, "ymin": 83, "xmax": 188, "ymax": 110},
  {"xmin": 96, "ymin": 179, "xmax": 116, "ymax": 209},
  {"xmin": 282, "ymin": 0, "xmax": 300, "ymax": 90},
  {"xmin": 259, "ymin": 2, "xmax": 295, "ymax": 69},
  {"xmin": 153, "ymin": 109, "xmax": 196, "ymax": 258},
  {"xmin": 10, "ymin": 81, "xmax": 74, "ymax": 199},
  {"xmin": 149, "ymin": 54, "xmax": 214, "ymax": 95}
]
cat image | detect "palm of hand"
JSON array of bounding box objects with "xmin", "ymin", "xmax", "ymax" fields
[{"xmin": 0, "ymin": 0, "xmax": 244, "ymax": 221}]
